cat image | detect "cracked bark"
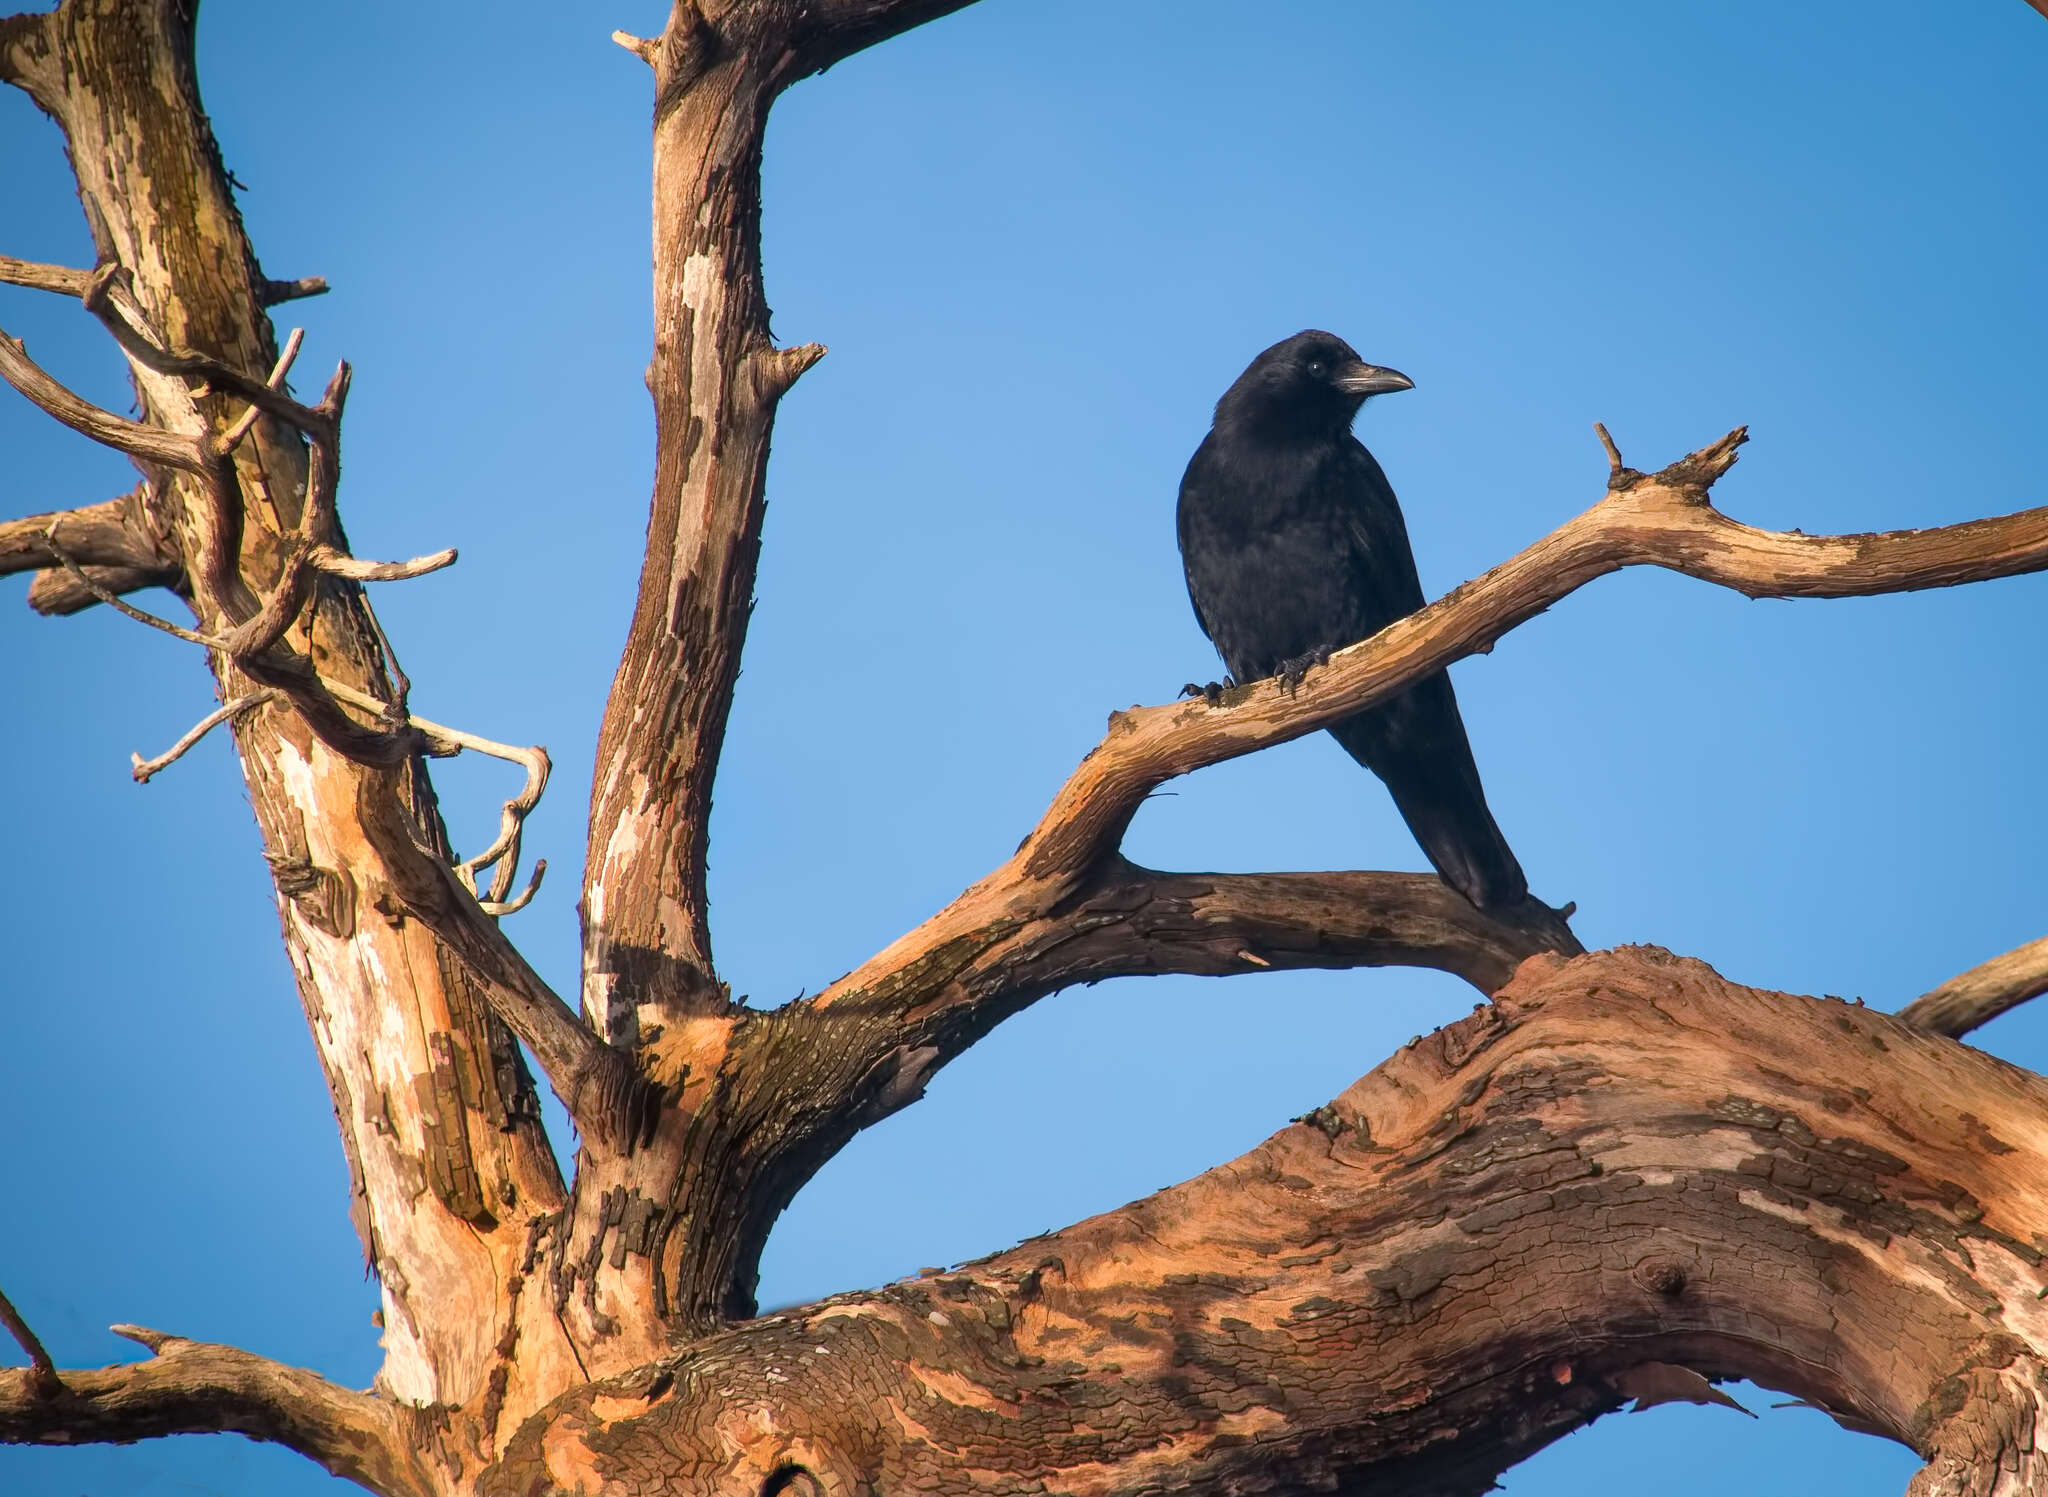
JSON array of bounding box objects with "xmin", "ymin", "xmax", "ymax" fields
[{"xmin": 490, "ymin": 950, "xmax": 2048, "ymax": 1497}]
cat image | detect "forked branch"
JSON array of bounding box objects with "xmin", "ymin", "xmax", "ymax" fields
[{"xmin": 798, "ymin": 427, "xmax": 2048, "ymax": 1046}]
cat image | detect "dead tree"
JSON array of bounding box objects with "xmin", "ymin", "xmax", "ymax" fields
[{"xmin": 5, "ymin": 3, "xmax": 2048, "ymax": 1494}]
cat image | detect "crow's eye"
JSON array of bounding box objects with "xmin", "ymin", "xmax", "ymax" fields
[{"xmin": 1307, "ymin": 360, "xmax": 1323, "ymax": 374}]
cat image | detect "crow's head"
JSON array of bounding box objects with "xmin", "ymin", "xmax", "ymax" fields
[{"xmin": 1214, "ymin": 329, "xmax": 1413, "ymax": 435}]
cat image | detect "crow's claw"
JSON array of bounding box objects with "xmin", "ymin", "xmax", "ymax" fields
[
  {"xmin": 1273, "ymin": 646, "xmax": 1331, "ymax": 695},
  {"xmin": 1181, "ymin": 679, "xmax": 1230, "ymax": 707}
]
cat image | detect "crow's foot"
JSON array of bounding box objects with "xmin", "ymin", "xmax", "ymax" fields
[
  {"xmin": 1180, "ymin": 678, "xmax": 1234, "ymax": 707},
  {"xmin": 1274, "ymin": 647, "xmax": 1331, "ymax": 695}
]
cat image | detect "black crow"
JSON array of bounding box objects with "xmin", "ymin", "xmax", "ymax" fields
[{"xmin": 1176, "ymin": 329, "xmax": 1528, "ymax": 909}]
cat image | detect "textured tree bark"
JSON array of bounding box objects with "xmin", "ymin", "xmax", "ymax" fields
[
  {"xmin": 9, "ymin": 2, "xmax": 2048, "ymax": 1496},
  {"xmin": 0, "ymin": 0, "xmax": 581, "ymax": 1454},
  {"xmin": 485, "ymin": 949, "xmax": 2048, "ymax": 1497}
]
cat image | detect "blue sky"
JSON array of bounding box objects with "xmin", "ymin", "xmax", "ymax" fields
[{"xmin": 3, "ymin": 1, "xmax": 2044, "ymax": 1491}]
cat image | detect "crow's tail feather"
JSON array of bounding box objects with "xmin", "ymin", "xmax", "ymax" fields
[{"xmin": 1327, "ymin": 704, "xmax": 1528, "ymax": 911}]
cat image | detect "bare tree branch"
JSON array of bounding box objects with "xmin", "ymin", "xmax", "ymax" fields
[
  {"xmin": 26, "ymin": 561, "xmax": 181, "ymax": 614},
  {"xmin": 131, "ymin": 690, "xmax": 281, "ymax": 782},
  {"xmin": 308, "ymin": 544, "xmax": 457, "ymax": 582},
  {"xmin": 4, "ymin": 0, "xmax": 582, "ymax": 1422},
  {"xmin": 0, "ymin": 1327, "xmax": 430, "ymax": 1497},
  {"xmin": 257, "ymin": 274, "xmax": 328, "ymax": 306},
  {"xmin": 779, "ymin": 0, "xmax": 987, "ymax": 76},
  {"xmin": 989, "ymin": 862, "xmax": 1581, "ymax": 1003},
  {"xmin": 0, "ymin": 325, "xmax": 211, "ymax": 471},
  {"xmin": 0, "ymin": 253, "xmax": 92, "ymax": 297},
  {"xmin": 777, "ymin": 428, "xmax": 2048, "ymax": 1054},
  {"xmin": 0, "ymin": 11, "xmax": 55, "ymax": 105},
  {"xmin": 82, "ymin": 266, "xmax": 338, "ymax": 447},
  {"xmin": 38, "ymin": 520, "xmax": 221, "ymax": 645},
  {"xmin": 1010, "ymin": 427, "xmax": 2048, "ymax": 883},
  {"xmin": 1898, "ymin": 933, "xmax": 2048, "ymax": 1038},
  {"xmin": 0, "ymin": 1286, "xmax": 60, "ymax": 1401},
  {"xmin": 0, "ymin": 490, "xmax": 166, "ymax": 578}
]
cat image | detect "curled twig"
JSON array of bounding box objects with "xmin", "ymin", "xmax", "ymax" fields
[
  {"xmin": 132, "ymin": 691, "xmax": 282, "ymax": 783},
  {"xmin": 480, "ymin": 858, "xmax": 547, "ymax": 917},
  {"xmin": 321, "ymin": 679, "xmax": 551, "ymax": 914}
]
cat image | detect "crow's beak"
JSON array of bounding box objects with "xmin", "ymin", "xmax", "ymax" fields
[{"xmin": 1335, "ymin": 361, "xmax": 1415, "ymax": 397}]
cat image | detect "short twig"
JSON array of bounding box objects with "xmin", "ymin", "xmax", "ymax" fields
[
  {"xmin": 0, "ymin": 254, "xmax": 94, "ymax": 297},
  {"xmin": 1593, "ymin": 421, "xmax": 1624, "ymax": 473},
  {"xmin": 218, "ymin": 327, "xmax": 304, "ymax": 453},
  {"xmin": 108, "ymin": 1323, "xmax": 178, "ymax": 1353},
  {"xmin": 0, "ymin": 1283, "xmax": 62, "ymax": 1399},
  {"xmin": 612, "ymin": 28, "xmax": 660, "ymax": 63},
  {"xmin": 257, "ymin": 275, "xmax": 329, "ymax": 307},
  {"xmin": 132, "ymin": 691, "xmax": 282, "ymax": 783},
  {"xmin": 306, "ymin": 544, "xmax": 458, "ymax": 582}
]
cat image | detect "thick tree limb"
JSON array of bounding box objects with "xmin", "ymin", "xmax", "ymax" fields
[
  {"xmin": 26, "ymin": 559, "xmax": 180, "ymax": 614},
  {"xmin": 0, "ymin": 490, "xmax": 167, "ymax": 578},
  {"xmin": 0, "ymin": 1328, "xmax": 430, "ymax": 1497},
  {"xmin": 490, "ymin": 949, "xmax": 2048, "ymax": 1497},
  {"xmin": 580, "ymin": 0, "xmax": 979, "ymax": 1035},
  {"xmin": 0, "ymin": 11, "xmax": 54, "ymax": 104},
  {"xmin": 1899, "ymin": 933, "xmax": 2048, "ymax": 1039},
  {"xmin": 994, "ymin": 862, "xmax": 1582, "ymax": 1002}
]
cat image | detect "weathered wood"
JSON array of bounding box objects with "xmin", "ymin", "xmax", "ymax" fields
[
  {"xmin": 0, "ymin": 0, "xmax": 577, "ymax": 1457},
  {"xmin": 487, "ymin": 949, "xmax": 2048, "ymax": 1497}
]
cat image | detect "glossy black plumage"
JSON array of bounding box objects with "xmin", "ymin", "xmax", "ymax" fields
[{"xmin": 1176, "ymin": 330, "xmax": 1528, "ymax": 909}]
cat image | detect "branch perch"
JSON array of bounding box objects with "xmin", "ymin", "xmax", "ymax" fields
[{"xmin": 800, "ymin": 424, "xmax": 2048, "ymax": 1050}]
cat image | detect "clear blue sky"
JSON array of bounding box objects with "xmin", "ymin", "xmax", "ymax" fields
[{"xmin": 3, "ymin": 1, "xmax": 2044, "ymax": 1492}]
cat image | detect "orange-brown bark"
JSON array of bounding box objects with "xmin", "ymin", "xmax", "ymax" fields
[{"xmin": 487, "ymin": 949, "xmax": 2048, "ymax": 1497}]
